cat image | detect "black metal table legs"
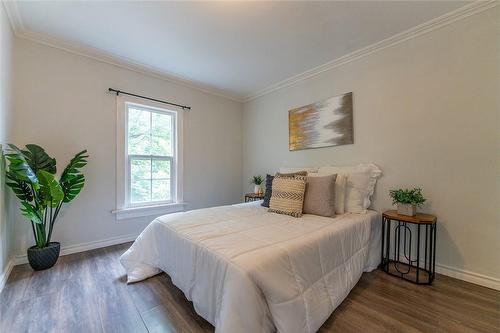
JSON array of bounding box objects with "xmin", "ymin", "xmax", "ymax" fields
[{"xmin": 381, "ymin": 216, "xmax": 436, "ymax": 284}]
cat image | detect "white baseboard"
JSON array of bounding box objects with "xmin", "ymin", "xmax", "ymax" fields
[
  {"xmin": 0, "ymin": 259, "xmax": 14, "ymax": 293},
  {"xmin": 394, "ymin": 254, "xmax": 500, "ymax": 291},
  {"xmin": 435, "ymin": 263, "xmax": 500, "ymax": 291},
  {"xmin": 12, "ymin": 233, "xmax": 139, "ymax": 265}
]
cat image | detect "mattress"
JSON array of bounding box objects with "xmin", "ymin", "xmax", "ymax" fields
[{"xmin": 120, "ymin": 201, "xmax": 381, "ymax": 333}]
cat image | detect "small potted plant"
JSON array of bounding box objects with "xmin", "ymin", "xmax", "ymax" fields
[
  {"xmin": 4, "ymin": 144, "xmax": 88, "ymax": 270},
  {"xmin": 250, "ymin": 175, "xmax": 264, "ymax": 195},
  {"xmin": 389, "ymin": 188, "xmax": 426, "ymax": 216}
]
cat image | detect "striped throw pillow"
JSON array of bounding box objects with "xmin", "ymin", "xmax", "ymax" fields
[{"xmin": 268, "ymin": 174, "xmax": 307, "ymax": 218}]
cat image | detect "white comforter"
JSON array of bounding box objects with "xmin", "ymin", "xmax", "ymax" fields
[{"xmin": 120, "ymin": 202, "xmax": 381, "ymax": 333}]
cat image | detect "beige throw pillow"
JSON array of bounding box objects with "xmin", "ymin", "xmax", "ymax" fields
[
  {"xmin": 309, "ymin": 173, "xmax": 347, "ymax": 214},
  {"xmin": 303, "ymin": 174, "xmax": 337, "ymax": 217},
  {"xmin": 269, "ymin": 174, "xmax": 307, "ymax": 218}
]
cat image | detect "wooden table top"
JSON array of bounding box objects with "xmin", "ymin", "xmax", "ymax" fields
[
  {"xmin": 383, "ymin": 210, "xmax": 436, "ymax": 224},
  {"xmin": 245, "ymin": 193, "xmax": 264, "ymax": 198}
]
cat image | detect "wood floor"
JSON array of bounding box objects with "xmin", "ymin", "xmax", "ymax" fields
[{"xmin": 1, "ymin": 243, "xmax": 498, "ymax": 333}]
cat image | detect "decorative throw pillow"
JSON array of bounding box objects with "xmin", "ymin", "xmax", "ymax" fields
[
  {"xmin": 261, "ymin": 174, "xmax": 274, "ymax": 208},
  {"xmin": 309, "ymin": 173, "xmax": 347, "ymax": 214},
  {"xmin": 261, "ymin": 171, "xmax": 306, "ymax": 208},
  {"xmin": 268, "ymin": 174, "xmax": 307, "ymax": 218},
  {"xmin": 303, "ymin": 174, "xmax": 337, "ymax": 217}
]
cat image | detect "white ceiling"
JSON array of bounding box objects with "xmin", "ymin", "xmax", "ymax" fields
[{"xmin": 7, "ymin": 1, "xmax": 471, "ymax": 100}]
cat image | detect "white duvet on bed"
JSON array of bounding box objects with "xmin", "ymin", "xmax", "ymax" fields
[{"xmin": 120, "ymin": 201, "xmax": 381, "ymax": 333}]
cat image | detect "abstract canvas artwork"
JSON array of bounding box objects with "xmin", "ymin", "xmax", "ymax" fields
[{"xmin": 289, "ymin": 92, "xmax": 353, "ymax": 151}]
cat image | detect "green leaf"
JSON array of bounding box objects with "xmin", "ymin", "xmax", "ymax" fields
[
  {"xmin": 60, "ymin": 150, "xmax": 88, "ymax": 179},
  {"xmin": 22, "ymin": 144, "xmax": 57, "ymax": 174},
  {"xmin": 5, "ymin": 171, "xmax": 33, "ymax": 201},
  {"xmin": 60, "ymin": 150, "xmax": 88, "ymax": 203},
  {"xmin": 37, "ymin": 170, "xmax": 64, "ymax": 207},
  {"xmin": 61, "ymin": 174, "xmax": 85, "ymax": 203},
  {"xmin": 20, "ymin": 202, "xmax": 43, "ymax": 224},
  {"xmin": 5, "ymin": 145, "xmax": 39, "ymax": 186}
]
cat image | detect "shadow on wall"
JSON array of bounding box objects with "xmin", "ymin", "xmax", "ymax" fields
[
  {"xmin": 1, "ymin": 149, "xmax": 14, "ymax": 270},
  {"xmin": 432, "ymin": 216, "xmax": 464, "ymax": 271},
  {"xmin": 417, "ymin": 199, "xmax": 464, "ymax": 271}
]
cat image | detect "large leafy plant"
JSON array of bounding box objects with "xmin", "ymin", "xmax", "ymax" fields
[
  {"xmin": 4, "ymin": 144, "xmax": 88, "ymax": 248},
  {"xmin": 389, "ymin": 188, "xmax": 426, "ymax": 207}
]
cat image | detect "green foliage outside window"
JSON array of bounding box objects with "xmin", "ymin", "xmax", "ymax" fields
[{"xmin": 128, "ymin": 107, "xmax": 173, "ymax": 203}]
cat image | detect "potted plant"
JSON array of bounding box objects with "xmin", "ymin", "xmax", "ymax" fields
[
  {"xmin": 4, "ymin": 144, "xmax": 88, "ymax": 270},
  {"xmin": 250, "ymin": 175, "xmax": 264, "ymax": 195},
  {"xmin": 389, "ymin": 187, "xmax": 426, "ymax": 216}
]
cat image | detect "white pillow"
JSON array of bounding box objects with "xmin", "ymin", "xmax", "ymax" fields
[
  {"xmin": 279, "ymin": 167, "xmax": 319, "ymax": 174},
  {"xmin": 334, "ymin": 174, "xmax": 347, "ymax": 214},
  {"xmin": 308, "ymin": 173, "xmax": 347, "ymax": 214},
  {"xmin": 317, "ymin": 164, "xmax": 380, "ymax": 176},
  {"xmin": 317, "ymin": 164, "xmax": 382, "ymax": 213}
]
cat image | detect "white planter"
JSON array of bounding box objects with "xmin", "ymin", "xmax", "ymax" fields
[
  {"xmin": 254, "ymin": 185, "xmax": 263, "ymax": 195},
  {"xmin": 397, "ymin": 203, "xmax": 416, "ymax": 216}
]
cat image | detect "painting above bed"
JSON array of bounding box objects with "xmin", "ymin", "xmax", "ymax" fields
[{"xmin": 289, "ymin": 92, "xmax": 353, "ymax": 151}]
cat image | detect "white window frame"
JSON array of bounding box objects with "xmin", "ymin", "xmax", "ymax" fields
[{"xmin": 113, "ymin": 95, "xmax": 185, "ymax": 220}]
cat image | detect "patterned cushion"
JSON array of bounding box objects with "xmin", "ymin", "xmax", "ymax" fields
[
  {"xmin": 268, "ymin": 174, "xmax": 307, "ymax": 218},
  {"xmin": 261, "ymin": 171, "xmax": 306, "ymax": 208},
  {"xmin": 261, "ymin": 174, "xmax": 274, "ymax": 208}
]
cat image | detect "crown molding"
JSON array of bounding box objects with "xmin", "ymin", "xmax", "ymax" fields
[
  {"xmin": 243, "ymin": 0, "xmax": 498, "ymax": 102},
  {"xmin": 17, "ymin": 30, "xmax": 245, "ymax": 102},
  {"xmin": 2, "ymin": 1, "xmax": 243, "ymax": 103},
  {"xmin": 4, "ymin": 1, "xmax": 497, "ymax": 104},
  {"xmin": 2, "ymin": 0, "xmax": 24, "ymax": 34}
]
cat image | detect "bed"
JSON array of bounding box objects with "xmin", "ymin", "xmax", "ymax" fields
[{"xmin": 120, "ymin": 201, "xmax": 381, "ymax": 333}]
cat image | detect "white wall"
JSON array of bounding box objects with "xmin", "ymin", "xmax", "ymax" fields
[
  {"xmin": 0, "ymin": 3, "xmax": 14, "ymax": 283},
  {"xmin": 243, "ymin": 8, "xmax": 499, "ymax": 284},
  {"xmin": 11, "ymin": 37, "xmax": 243, "ymax": 257}
]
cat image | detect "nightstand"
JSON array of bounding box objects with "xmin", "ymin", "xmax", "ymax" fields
[
  {"xmin": 381, "ymin": 210, "xmax": 437, "ymax": 284},
  {"xmin": 244, "ymin": 193, "xmax": 264, "ymax": 202}
]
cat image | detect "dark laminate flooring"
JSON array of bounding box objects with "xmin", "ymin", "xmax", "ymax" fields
[{"xmin": 1, "ymin": 243, "xmax": 498, "ymax": 333}]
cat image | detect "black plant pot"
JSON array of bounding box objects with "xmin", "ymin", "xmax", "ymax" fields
[{"xmin": 27, "ymin": 242, "xmax": 61, "ymax": 271}]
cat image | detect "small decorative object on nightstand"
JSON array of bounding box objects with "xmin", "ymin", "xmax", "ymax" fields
[
  {"xmin": 244, "ymin": 193, "xmax": 264, "ymax": 202},
  {"xmin": 389, "ymin": 188, "xmax": 426, "ymax": 217},
  {"xmin": 250, "ymin": 175, "xmax": 264, "ymax": 195},
  {"xmin": 381, "ymin": 210, "xmax": 437, "ymax": 285}
]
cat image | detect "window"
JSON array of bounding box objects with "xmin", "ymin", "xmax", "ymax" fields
[
  {"xmin": 127, "ymin": 104, "xmax": 175, "ymax": 205},
  {"xmin": 114, "ymin": 95, "xmax": 184, "ymax": 220}
]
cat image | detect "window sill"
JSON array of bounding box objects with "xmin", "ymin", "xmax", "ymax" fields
[{"xmin": 112, "ymin": 202, "xmax": 187, "ymax": 220}]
